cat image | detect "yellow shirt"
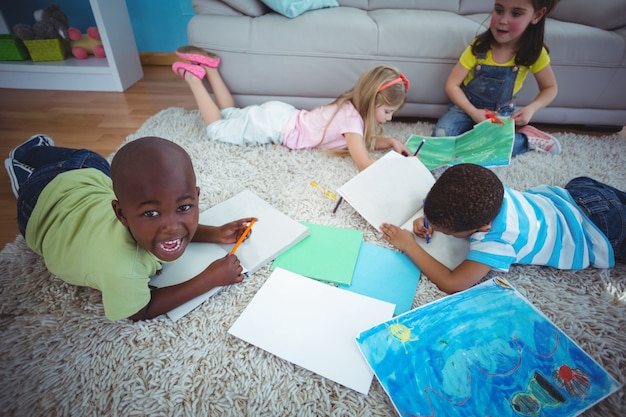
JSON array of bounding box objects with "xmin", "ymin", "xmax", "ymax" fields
[
  {"xmin": 459, "ymin": 45, "xmax": 550, "ymax": 95},
  {"xmin": 25, "ymin": 168, "xmax": 161, "ymax": 321}
]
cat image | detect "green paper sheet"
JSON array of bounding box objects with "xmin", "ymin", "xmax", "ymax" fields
[
  {"xmin": 407, "ymin": 118, "xmax": 515, "ymax": 170},
  {"xmin": 271, "ymin": 222, "xmax": 363, "ymax": 285}
]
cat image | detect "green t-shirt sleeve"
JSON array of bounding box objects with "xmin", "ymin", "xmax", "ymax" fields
[{"xmin": 98, "ymin": 271, "xmax": 152, "ymax": 321}]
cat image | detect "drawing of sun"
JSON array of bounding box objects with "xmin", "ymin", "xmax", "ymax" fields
[{"xmin": 387, "ymin": 322, "xmax": 419, "ymax": 354}]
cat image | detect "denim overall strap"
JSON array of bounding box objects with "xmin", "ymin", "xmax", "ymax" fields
[{"xmin": 461, "ymin": 52, "xmax": 518, "ymax": 114}]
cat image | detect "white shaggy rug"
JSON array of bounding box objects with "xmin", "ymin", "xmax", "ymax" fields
[{"xmin": 1, "ymin": 107, "xmax": 625, "ymax": 416}]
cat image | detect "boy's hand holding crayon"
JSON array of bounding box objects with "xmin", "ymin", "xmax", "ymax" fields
[
  {"xmin": 215, "ymin": 217, "xmax": 258, "ymax": 245},
  {"xmin": 413, "ymin": 216, "xmax": 431, "ymax": 244}
]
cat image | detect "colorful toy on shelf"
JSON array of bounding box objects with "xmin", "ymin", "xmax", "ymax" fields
[
  {"xmin": 12, "ymin": 4, "xmax": 69, "ymax": 41},
  {"xmin": 68, "ymin": 27, "xmax": 105, "ymax": 59},
  {"xmin": 11, "ymin": 4, "xmax": 69, "ymax": 62}
]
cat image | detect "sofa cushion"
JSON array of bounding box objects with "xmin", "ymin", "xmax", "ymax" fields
[
  {"xmin": 371, "ymin": 10, "xmax": 479, "ymax": 59},
  {"xmin": 337, "ymin": 0, "xmax": 367, "ymax": 8},
  {"xmin": 244, "ymin": 8, "xmax": 377, "ymax": 55},
  {"xmin": 551, "ymin": 0, "xmax": 626, "ymax": 31},
  {"xmin": 458, "ymin": 0, "xmax": 494, "ymax": 15},
  {"xmin": 222, "ymin": 0, "xmax": 269, "ymax": 16},
  {"xmin": 545, "ymin": 19, "xmax": 626, "ymax": 66},
  {"xmin": 193, "ymin": 0, "xmax": 245, "ymax": 15},
  {"xmin": 260, "ymin": 0, "xmax": 339, "ymax": 18},
  {"xmin": 368, "ymin": 0, "xmax": 460, "ymax": 13}
]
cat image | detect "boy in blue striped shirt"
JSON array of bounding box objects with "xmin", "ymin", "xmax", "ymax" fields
[{"xmin": 381, "ymin": 164, "xmax": 625, "ymax": 293}]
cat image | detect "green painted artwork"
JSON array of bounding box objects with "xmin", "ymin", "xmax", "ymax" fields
[{"xmin": 406, "ymin": 118, "xmax": 515, "ymax": 170}]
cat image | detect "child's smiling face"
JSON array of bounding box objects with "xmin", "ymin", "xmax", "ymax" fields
[
  {"xmin": 490, "ymin": 0, "xmax": 545, "ymax": 47},
  {"xmin": 111, "ymin": 137, "xmax": 200, "ymax": 262},
  {"xmin": 114, "ymin": 174, "xmax": 200, "ymax": 262}
]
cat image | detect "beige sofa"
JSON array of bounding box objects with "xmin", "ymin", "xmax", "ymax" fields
[{"xmin": 188, "ymin": 0, "xmax": 626, "ymax": 128}]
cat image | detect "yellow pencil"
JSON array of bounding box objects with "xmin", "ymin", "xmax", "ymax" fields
[
  {"xmin": 229, "ymin": 219, "xmax": 256, "ymax": 255},
  {"xmin": 310, "ymin": 181, "xmax": 337, "ymax": 200}
]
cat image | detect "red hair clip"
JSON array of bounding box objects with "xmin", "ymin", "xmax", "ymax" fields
[{"xmin": 378, "ymin": 73, "xmax": 410, "ymax": 92}]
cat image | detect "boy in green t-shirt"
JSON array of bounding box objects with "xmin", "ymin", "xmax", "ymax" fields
[{"xmin": 5, "ymin": 135, "xmax": 254, "ymax": 321}]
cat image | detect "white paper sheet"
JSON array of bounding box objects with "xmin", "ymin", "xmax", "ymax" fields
[{"xmin": 228, "ymin": 268, "xmax": 395, "ymax": 394}]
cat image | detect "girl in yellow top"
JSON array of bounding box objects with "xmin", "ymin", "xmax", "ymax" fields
[{"xmin": 432, "ymin": 0, "xmax": 561, "ymax": 155}]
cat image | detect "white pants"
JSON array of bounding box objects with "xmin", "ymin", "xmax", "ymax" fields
[{"xmin": 206, "ymin": 101, "xmax": 297, "ymax": 145}]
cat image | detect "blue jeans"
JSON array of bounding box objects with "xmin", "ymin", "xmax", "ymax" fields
[
  {"xmin": 432, "ymin": 104, "xmax": 530, "ymax": 157},
  {"xmin": 16, "ymin": 147, "xmax": 111, "ymax": 236},
  {"xmin": 566, "ymin": 177, "xmax": 626, "ymax": 263}
]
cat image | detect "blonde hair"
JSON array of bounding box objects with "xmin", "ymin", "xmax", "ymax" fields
[{"xmin": 317, "ymin": 65, "xmax": 408, "ymax": 154}]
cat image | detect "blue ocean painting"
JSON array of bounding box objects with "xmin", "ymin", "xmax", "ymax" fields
[{"xmin": 356, "ymin": 278, "xmax": 621, "ymax": 417}]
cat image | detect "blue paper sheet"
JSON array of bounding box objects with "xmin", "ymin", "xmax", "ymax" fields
[{"xmin": 339, "ymin": 242, "xmax": 420, "ymax": 315}]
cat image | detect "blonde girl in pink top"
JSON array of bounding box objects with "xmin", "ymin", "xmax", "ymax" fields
[{"xmin": 173, "ymin": 45, "xmax": 410, "ymax": 171}]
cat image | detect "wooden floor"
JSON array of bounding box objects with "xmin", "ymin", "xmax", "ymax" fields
[{"xmin": 0, "ymin": 65, "xmax": 624, "ymax": 250}]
